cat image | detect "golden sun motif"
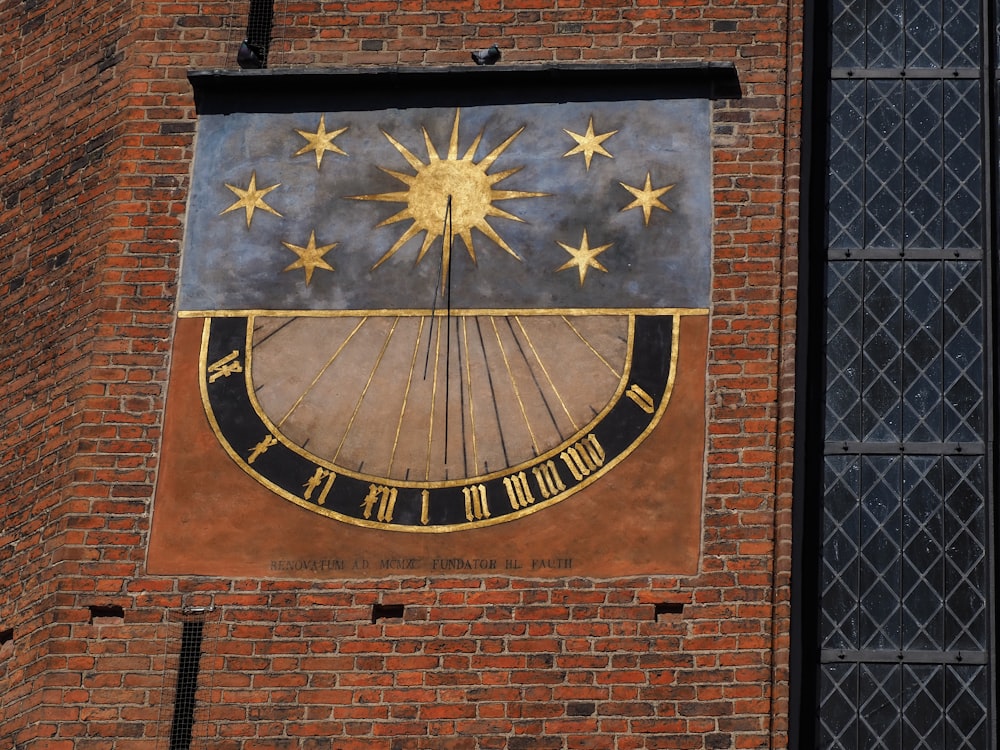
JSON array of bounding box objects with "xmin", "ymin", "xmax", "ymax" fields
[{"xmin": 350, "ymin": 109, "xmax": 547, "ymax": 277}]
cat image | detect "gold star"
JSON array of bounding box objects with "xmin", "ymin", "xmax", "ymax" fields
[
  {"xmin": 281, "ymin": 231, "xmax": 337, "ymax": 285},
  {"xmin": 294, "ymin": 115, "xmax": 349, "ymax": 169},
  {"xmin": 220, "ymin": 172, "xmax": 282, "ymax": 228},
  {"xmin": 563, "ymin": 116, "xmax": 617, "ymax": 170},
  {"xmin": 619, "ymin": 172, "xmax": 675, "ymax": 225},
  {"xmin": 555, "ymin": 229, "xmax": 612, "ymax": 286}
]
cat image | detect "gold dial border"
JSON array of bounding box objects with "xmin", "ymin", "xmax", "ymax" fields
[
  {"xmin": 199, "ymin": 314, "xmax": 687, "ymax": 532},
  {"xmin": 181, "ymin": 307, "xmax": 708, "ymax": 319}
]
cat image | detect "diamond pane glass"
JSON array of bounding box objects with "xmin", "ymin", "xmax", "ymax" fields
[
  {"xmin": 865, "ymin": 82, "xmax": 904, "ymax": 249},
  {"xmin": 819, "ymin": 663, "xmax": 859, "ymax": 749},
  {"xmin": 832, "ymin": 0, "xmax": 866, "ymax": 67},
  {"xmin": 942, "ymin": 0, "xmax": 979, "ymax": 66},
  {"xmin": 819, "ymin": 0, "xmax": 990, "ymax": 745},
  {"xmin": 821, "ymin": 664, "xmax": 990, "ymax": 749},
  {"xmin": 943, "ymin": 456, "xmax": 987, "ymax": 650},
  {"xmin": 828, "ymin": 81, "xmax": 865, "ymax": 251},
  {"xmin": 861, "ymin": 262, "xmax": 903, "ymax": 441},
  {"xmin": 832, "ymin": 0, "xmax": 979, "ymax": 67},
  {"xmin": 826, "ymin": 260, "xmax": 983, "ymax": 445},
  {"xmin": 902, "ymin": 263, "xmax": 944, "ymax": 441},
  {"xmin": 822, "ymin": 455, "xmax": 862, "ymax": 649},
  {"xmin": 826, "ymin": 262, "xmax": 863, "ymax": 441},
  {"xmin": 858, "ymin": 456, "xmax": 902, "ymax": 650},
  {"xmin": 943, "ymin": 262, "xmax": 984, "ymax": 441},
  {"xmin": 859, "ymin": 664, "xmax": 902, "ymax": 748},
  {"xmin": 901, "ymin": 665, "xmax": 946, "ymax": 749},
  {"xmin": 906, "ymin": 0, "xmax": 941, "ymax": 66},
  {"xmin": 821, "ymin": 455, "xmax": 988, "ymax": 654},
  {"xmin": 945, "ymin": 665, "xmax": 989, "ymax": 747},
  {"xmin": 942, "ymin": 81, "xmax": 982, "ymax": 250},
  {"xmin": 827, "ymin": 80, "xmax": 983, "ymax": 255},
  {"xmin": 904, "ymin": 82, "xmax": 944, "ymax": 250},
  {"xmin": 868, "ymin": 0, "xmax": 905, "ymax": 67},
  {"xmin": 900, "ymin": 456, "xmax": 944, "ymax": 649}
]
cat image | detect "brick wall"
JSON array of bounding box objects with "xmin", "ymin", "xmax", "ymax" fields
[{"xmin": 0, "ymin": 1, "xmax": 801, "ymax": 748}]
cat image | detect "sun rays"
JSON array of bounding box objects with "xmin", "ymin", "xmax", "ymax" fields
[{"xmin": 350, "ymin": 109, "xmax": 547, "ymax": 275}]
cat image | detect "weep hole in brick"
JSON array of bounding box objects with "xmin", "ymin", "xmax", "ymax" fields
[
  {"xmin": 653, "ymin": 602, "xmax": 685, "ymax": 620},
  {"xmin": 372, "ymin": 603, "xmax": 405, "ymax": 623},
  {"xmin": 88, "ymin": 604, "xmax": 125, "ymax": 623}
]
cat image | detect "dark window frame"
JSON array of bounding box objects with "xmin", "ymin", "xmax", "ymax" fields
[{"xmin": 793, "ymin": 0, "xmax": 999, "ymax": 746}]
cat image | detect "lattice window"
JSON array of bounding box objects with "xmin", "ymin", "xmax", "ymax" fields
[{"xmin": 814, "ymin": 0, "xmax": 993, "ymax": 745}]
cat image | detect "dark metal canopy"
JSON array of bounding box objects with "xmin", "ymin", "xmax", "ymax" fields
[{"xmin": 189, "ymin": 62, "xmax": 741, "ymax": 114}]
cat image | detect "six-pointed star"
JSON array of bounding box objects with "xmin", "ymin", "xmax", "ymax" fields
[
  {"xmin": 220, "ymin": 171, "xmax": 283, "ymax": 228},
  {"xmin": 294, "ymin": 115, "xmax": 349, "ymax": 169},
  {"xmin": 281, "ymin": 231, "xmax": 337, "ymax": 285},
  {"xmin": 556, "ymin": 229, "xmax": 613, "ymax": 286},
  {"xmin": 620, "ymin": 172, "xmax": 675, "ymax": 225},
  {"xmin": 221, "ymin": 115, "xmax": 676, "ymax": 285},
  {"xmin": 562, "ymin": 116, "xmax": 617, "ymax": 171}
]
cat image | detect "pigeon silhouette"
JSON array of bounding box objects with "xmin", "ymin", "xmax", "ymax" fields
[
  {"xmin": 471, "ymin": 44, "xmax": 501, "ymax": 65},
  {"xmin": 237, "ymin": 40, "xmax": 264, "ymax": 69}
]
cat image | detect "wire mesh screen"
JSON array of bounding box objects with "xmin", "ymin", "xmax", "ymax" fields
[
  {"xmin": 244, "ymin": 0, "xmax": 275, "ymax": 67},
  {"xmin": 157, "ymin": 608, "xmax": 219, "ymax": 750}
]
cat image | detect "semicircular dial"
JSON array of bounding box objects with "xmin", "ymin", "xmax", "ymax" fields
[{"xmin": 200, "ymin": 311, "xmax": 678, "ymax": 531}]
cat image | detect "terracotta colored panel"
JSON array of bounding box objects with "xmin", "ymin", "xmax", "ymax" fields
[{"xmin": 148, "ymin": 314, "xmax": 707, "ymax": 577}]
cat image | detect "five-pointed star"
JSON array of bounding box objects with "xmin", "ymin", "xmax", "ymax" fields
[
  {"xmin": 563, "ymin": 116, "xmax": 617, "ymax": 170},
  {"xmin": 220, "ymin": 172, "xmax": 282, "ymax": 227},
  {"xmin": 294, "ymin": 115, "xmax": 349, "ymax": 169},
  {"xmin": 556, "ymin": 229, "xmax": 613, "ymax": 286},
  {"xmin": 281, "ymin": 231, "xmax": 337, "ymax": 285},
  {"xmin": 620, "ymin": 172, "xmax": 675, "ymax": 225}
]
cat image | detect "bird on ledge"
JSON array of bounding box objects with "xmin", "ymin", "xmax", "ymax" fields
[
  {"xmin": 237, "ymin": 40, "xmax": 265, "ymax": 69},
  {"xmin": 471, "ymin": 44, "xmax": 501, "ymax": 65}
]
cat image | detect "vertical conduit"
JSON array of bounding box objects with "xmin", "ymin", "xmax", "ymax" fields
[
  {"xmin": 167, "ymin": 618, "xmax": 205, "ymax": 750},
  {"xmin": 245, "ymin": 0, "xmax": 276, "ymax": 68}
]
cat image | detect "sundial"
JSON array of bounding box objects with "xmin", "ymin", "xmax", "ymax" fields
[{"xmin": 151, "ymin": 65, "xmax": 734, "ymax": 573}]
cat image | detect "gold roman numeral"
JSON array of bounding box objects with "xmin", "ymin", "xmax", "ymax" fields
[
  {"xmin": 303, "ymin": 467, "xmax": 336, "ymax": 505},
  {"xmin": 463, "ymin": 484, "xmax": 489, "ymax": 521},
  {"xmin": 625, "ymin": 383, "xmax": 655, "ymax": 414},
  {"xmin": 362, "ymin": 484, "xmax": 398, "ymax": 522},
  {"xmin": 560, "ymin": 433, "xmax": 605, "ymax": 481},
  {"xmin": 532, "ymin": 460, "xmax": 566, "ymax": 499},
  {"xmin": 208, "ymin": 350, "xmax": 243, "ymax": 382},
  {"xmin": 420, "ymin": 489, "xmax": 430, "ymax": 525},
  {"xmin": 504, "ymin": 472, "xmax": 536, "ymax": 509},
  {"xmin": 247, "ymin": 434, "xmax": 278, "ymax": 464}
]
